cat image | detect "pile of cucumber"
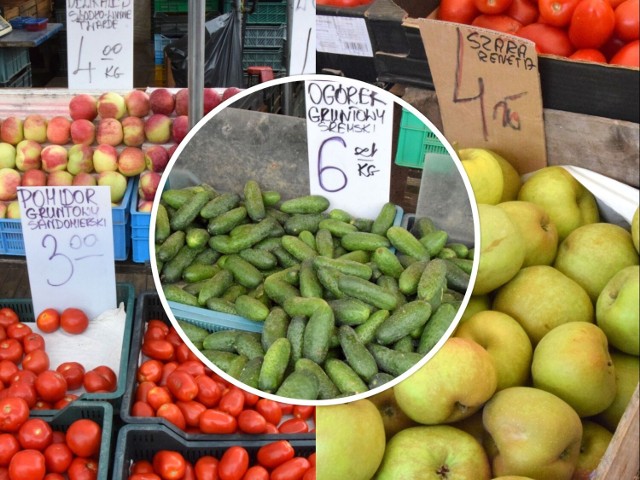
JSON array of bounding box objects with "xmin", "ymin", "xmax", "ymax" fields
[{"xmin": 155, "ymin": 180, "xmax": 474, "ymax": 400}]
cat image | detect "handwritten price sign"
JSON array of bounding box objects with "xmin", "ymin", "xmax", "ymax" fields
[
  {"xmin": 17, "ymin": 186, "xmax": 117, "ymax": 320},
  {"xmin": 289, "ymin": 0, "xmax": 315, "ymax": 75},
  {"xmin": 66, "ymin": 0, "xmax": 134, "ymax": 90},
  {"xmin": 417, "ymin": 19, "xmax": 547, "ymax": 174},
  {"xmin": 304, "ymin": 78, "xmax": 394, "ymax": 219}
]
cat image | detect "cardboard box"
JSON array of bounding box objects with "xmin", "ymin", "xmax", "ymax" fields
[
  {"xmin": 36, "ymin": 0, "xmax": 51, "ymax": 18},
  {"xmin": 0, "ymin": 5, "xmax": 19, "ymax": 19}
]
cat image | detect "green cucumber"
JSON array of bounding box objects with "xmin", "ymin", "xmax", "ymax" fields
[
  {"xmin": 328, "ymin": 298, "xmax": 371, "ymax": 326},
  {"xmin": 386, "ymin": 226, "xmax": 430, "ymax": 261},
  {"xmin": 155, "ymin": 203, "xmax": 171, "ymax": 244},
  {"xmin": 338, "ymin": 325, "xmax": 378, "ymax": 382},
  {"xmin": 337, "ymin": 275, "xmax": 398, "ymax": 311},
  {"xmin": 417, "ymin": 302, "xmax": 458, "ymax": 354},
  {"xmin": 287, "ymin": 316, "xmax": 307, "ymax": 369},
  {"xmin": 157, "ymin": 230, "xmax": 185, "ymax": 263},
  {"xmin": 238, "ymin": 357, "xmax": 263, "ymax": 389},
  {"xmin": 315, "ymin": 229, "xmax": 334, "ymax": 258},
  {"xmin": 234, "ymin": 331, "xmax": 265, "ymax": 360},
  {"xmin": 280, "ymin": 195, "xmax": 330, "ymax": 214},
  {"xmin": 261, "ymin": 307, "xmax": 290, "ymax": 351},
  {"xmin": 417, "ymin": 258, "xmax": 448, "ymax": 309},
  {"xmin": 444, "ymin": 259, "xmax": 471, "ymax": 293},
  {"xmin": 281, "ymin": 235, "xmax": 318, "ymax": 262},
  {"xmin": 419, "ymin": 230, "xmax": 449, "ymax": 257},
  {"xmin": 341, "ymin": 232, "xmax": 390, "ymax": 252},
  {"xmin": 295, "ymin": 358, "xmax": 340, "ymax": 400},
  {"xmin": 207, "ymin": 206, "xmax": 248, "ymax": 236},
  {"xmin": 177, "ymin": 320, "xmax": 210, "ymax": 346},
  {"xmin": 197, "ymin": 269, "xmax": 234, "ymax": 306},
  {"xmin": 375, "ymin": 300, "xmax": 432, "ymax": 345},
  {"xmin": 313, "ymin": 256, "xmax": 372, "ymax": 280},
  {"xmin": 239, "ymin": 248, "xmax": 278, "ymax": 271},
  {"xmin": 372, "ymin": 247, "xmax": 404, "ymax": 279},
  {"xmin": 302, "ymin": 304, "xmax": 335, "ymax": 364},
  {"xmin": 170, "ymin": 190, "xmax": 212, "ymax": 231},
  {"xmin": 276, "ymin": 370, "xmax": 319, "ymax": 400},
  {"xmin": 223, "ymin": 254, "xmax": 263, "ymax": 289},
  {"xmin": 182, "ymin": 263, "xmax": 219, "ymax": 283},
  {"xmin": 371, "ymin": 202, "xmax": 397, "ymax": 236},
  {"xmin": 284, "ymin": 213, "xmax": 327, "ymax": 235},
  {"xmin": 235, "ymin": 295, "xmax": 270, "ymax": 322},
  {"xmin": 324, "ymin": 358, "xmax": 368, "ymax": 395},
  {"xmin": 258, "ymin": 337, "xmax": 291, "ymax": 393},
  {"xmin": 243, "ymin": 180, "xmax": 266, "ymax": 221},
  {"xmin": 202, "ymin": 330, "xmax": 240, "ymax": 352},
  {"xmin": 200, "ymin": 192, "xmax": 241, "ymax": 219},
  {"xmin": 367, "ymin": 343, "xmax": 423, "ymax": 377},
  {"xmin": 299, "ymin": 258, "xmax": 324, "ymax": 299},
  {"xmin": 318, "ymin": 218, "xmax": 358, "ymax": 238},
  {"xmin": 398, "ymin": 260, "xmax": 429, "ymax": 296}
]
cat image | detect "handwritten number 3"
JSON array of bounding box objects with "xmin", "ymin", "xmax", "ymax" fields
[
  {"xmin": 42, "ymin": 234, "xmax": 74, "ymax": 287},
  {"xmin": 318, "ymin": 136, "xmax": 348, "ymax": 193}
]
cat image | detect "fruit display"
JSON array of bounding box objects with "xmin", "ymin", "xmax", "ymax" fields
[{"xmin": 316, "ymin": 155, "xmax": 639, "ymax": 479}]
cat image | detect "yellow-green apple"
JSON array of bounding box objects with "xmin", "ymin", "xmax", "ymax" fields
[
  {"xmin": 491, "ymin": 477, "xmax": 536, "ymax": 479},
  {"xmin": 0, "ymin": 143, "xmax": 16, "ymax": 169},
  {"xmin": 172, "ymin": 115, "xmax": 189, "ymax": 144},
  {"xmin": 394, "ymin": 337, "xmax": 497, "ymax": 424},
  {"xmin": 138, "ymin": 170, "xmax": 162, "ymax": 201},
  {"xmin": 483, "ymin": 386, "xmax": 583, "ymax": 479},
  {"xmin": 67, "ymin": 144, "xmax": 94, "ymax": 175},
  {"xmin": 493, "ymin": 265, "xmax": 594, "ymax": 345},
  {"xmin": 23, "ymin": 114, "xmax": 47, "ymax": 143},
  {"xmin": 175, "ymin": 88, "xmax": 189, "ymax": 116},
  {"xmin": 72, "ymin": 172, "xmax": 97, "ymax": 187},
  {"xmin": 144, "ymin": 145, "xmax": 170, "ymax": 173},
  {"xmin": 368, "ymin": 387, "xmax": 418, "ymax": 440},
  {"xmin": 117, "ymin": 146, "xmax": 146, "ymax": 177},
  {"xmin": 459, "ymin": 148, "xmax": 504, "ymax": 204},
  {"xmin": 0, "ymin": 203, "xmax": 6, "ymax": 218},
  {"xmin": 374, "ymin": 425, "xmax": 491, "ymax": 480},
  {"xmin": 97, "ymin": 92, "xmax": 127, "ymax": 119},
  {"xmin": 572, "ymin": 420, "xmax": 613, "ymax": 480},
  {"xmin": 124, "ymin": 89, "xmax": 150, "ymax": 117},
  {"xmin": 632, "ymin": 206, "xmax": 639, "ymax": 253},
  {"xmin": 473, "ymin": 203, "xmax": 525, "ymax": 295},
  {"xmin": 93, "ymin": 144, "xmax": 119, "ymax": 173},
  {"xmin": 69, "ymin": 93, "xmax": 98, "ymax": 121},
  {"xmin": 20, "ymin": 169, "xmax": 47, "ymax": 187},
  {"xmin": 203, "ymin": 88, "xmax": 222, "ymax": 114},
  {"xmin": 594, "ymin": 351, "xmax": 639, "ymax": 431},
  {"xmin": 46, "ymin": 116, "xmax": 71, "ymax": 145},
  {"xmin": 149, "ymin": 88, "xmax": 175, "ymax": 115},
  {"xmin": 494, "ymin": 151, "xmax": 521, "ymax": 202},
  {"xmin": 96, "ymin": 118, "xmax": 124, "ymax": 146},
  {"xmin": 98, "ymin": 171, "xmax": 128, "ymax": 204},
  {"xmin": 458, "ymin": 294, "xmax": 491, "ymax": 324},
  {"xmin": 316, "ymin": 399, "xmax": 385, "ymax": 480},
  {"xmin": 452, "ymin": 409, "xmax": 485, "ymax": 445},
  {"xmin": 0, "ymin": 117, "xmax": 24, "ymax": 145},
  {"xmin": 144, "ymin": 114, "xmax": 172, "ymax": 144},
  {"xmin": 6, "ymin": 201, "xmax": 20, "ymax": 219},
  {"xmin": 455, "ymin": 310, "xmax": 533, "ymax": 390},
  {"xmin": 47, "ymin": 170, "xmax": 73, "ymax": 187},
  {"xmin": 596, "ymin": 265, "xmax": 639, "ymax": 355},
  {"xmin": 15, "ymin": 140, "xmax": 42, "ymax": 172},
  {"xmin": 532, "ymin": 322, "xmax": 616, "ymax": 417},
  {"xmin": 518, "ymin": 166, "xmax": 599, "ymax": 241},
  {"xmin": 554, "ymin": 223, "xmax": 639, "ymax": 302},
  {"xmin": 497, "ymin": 200, "xmax": 559, "ymax": 266},
  {"xmin": 121, "ymin": 116, "xmax": 146, "ymax": 147},
  {"xmin": 0, "ymin": 168, "xmax": 21, "ymax": 201},
  {"xmin": 41, "ymin": 145, "xmax": 69, "ymax": 173},
  {"xmin": 69, "ymin": 118, "xmax": 96, "ymax": 145}
]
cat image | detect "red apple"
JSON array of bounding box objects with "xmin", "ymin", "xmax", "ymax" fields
[
  {"xmin": 149, "ymin": 88, "xmax": 175, "ymax": 115},
  {"xmin": 69, "ymin": 93, "xmax": 98, "ymax": 121},
  {"xmin": 144, "ymin": 145, "xmax": 170, "ymax": 173}
]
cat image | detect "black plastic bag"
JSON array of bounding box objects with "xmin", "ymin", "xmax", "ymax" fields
[{"xmin": 165, "ymin": 12, "xmax": 244, "ymax": 88}]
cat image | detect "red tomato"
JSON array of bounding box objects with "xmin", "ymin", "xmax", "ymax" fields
[
  {"xmin": 53, "ymin": 394, "xmax": 79, "ymax": 410},
  {"xmin": 67, "ymin": 457, "xmax": 98, "ymax": 480},
  {"xmin": 159, "ymin": 363, "xmax": 178, "ymax": 386},
  {"xmin": 143, "ymin": 326, "xmax": 167, "ymax": 343},
  {"xmin": 194, "ymin": 375, "xmax": 222, "ymax": 408},
  {"xmin": 0, "ymin": 327, "xmax": 5, "ymax": 343},
  {"xmin": 264, "ymin": 423, "xmax": 279, "ymax": 434},
  {"xmin": 182, "ymin": 462, "xmax": 196, "ymax": 480},
  {"xmin": 166, "ymin": 371, "xmax": 198, "ymax": 402},
  {"xmin": 237, "ymin": 410, "xmax": 267, "ymax": 434},
  {"xmin": 242, "ymin": 391, "xmax": 259, "ymax": 407},
  {"xmin": 315, "ymin": 0, "xmax": 372, "ymax": 6},
  {"xmin": 142, "ymin": 340, "xmax": 175, "ymax": 362},
  {"xmin": 293, "ymin": 406, "xmax": 315, "ymax": 421},
  {"xmin": 475, "ymin": 0, "xmax": 514, "ymax": 14},
  {"xmin": 516, "ymin": 22, "xmax": 576, "ymax": 55},
  {"xmin": 610, "ymin": 39, "xmax": 640, "ymax": 66},
  {"xmin": 135, "ymin": 381, "xmax": 157, "ymax": 403},
  {"xmin": 11, "ymin": 370, "xmax": 37, "ymax": 386},
  {"xmin": 21, "ymin": 349, "xmax": 50, "ymax": 375},
  {"xmin": 175, "ymin": 400, "xmax": 206, "ymax": 428},
  {"xmin": 257, "ymin": 441, "xmax": 295, "ymax": 469},
  {"xmin": 146, "ymin": 386, "xmax": 172, "ymax": 411},
  {"xmin": 22, "ymin": 333, "xmax": 45, "ymax": 354},
  {"xmin": 131, "ymin": 401, "xmax": 155, "ymax": 417},
  {"xmin": 1, "ymin": 382, "xmax": 37, "ymax": 408},
  {"xmin": 278, "ymin": 418, "xmax": 309, "ymax": 434},
  {"xmin": 255, "ymin": 399, "xmax": 282, "ymax": 426},
  {"xmin": 137, "ymin": 360, "xmax": 164, "ymax": 384},
  {"xmin": 242, "ymin": 465, "xmax": 269, "ymax": 480},
  {"xmin": 308, "ymin": 453, "xmax": 316, "ymax": 467},
  {"xmin": 66, "ymin": 418, "xmax": 102, "ymax": 458},
  {"xmin": 130, "ymin": 460, "xmax": 154, "ymax": 474},
  {"xmin": 156, "ymin": 403, "xmax": 187, "ymax": 431},
  {"xmin": 302, "ymin": 466, "xmax": 316, "ymax": 480},
  {"xmin": 270, "ymin": 457, "xmax": 311, "ymax": 480},
  {"xmin": 56, "ymin": 362, "xmax": 86, "ymax": 391},
  {"xmin": 198, "ymin": 409, "xmax": 237, "ymax": 434},
  {"xmin": 218, "ymin": 446, "xmax": 249, "ymax": 480},
  {"xmin": 8, "ymin": 449, "xmax": 46, "ymax": 480},
  {"xmin": 174, "ymin": 361, "xmax": 206, "ymax": 379},
  {"xmin": 83, "ymin": 365, "xmax": 117, "ymax": 393},
  {"xmin": 0, "ymin": 397, "xmax": 30, "ymax": 432},
  {"xmin": 152, "ymin": 450, "xmax": 186, "ymax": 480},
  {"xmin": 60, "ymin": 308, "xmax": 89, "ymax": 335},
  {"xmin": 569, "ymin": 0, "xmax": 615, "ymax": 48},
  {"xmin": 6, "ymin": 323, "xmax": 32, "ymax": 342},
  {"xmin": 35, "ymin": 370, "xmax": 68, "ymax": 403},
  {"xmin": 277, "ymin": 403, "xmax": 294, "ymax": 416},
  {"xmin": 175, "ymin": 344, "xmax": 200, "ymax": 364},
  {"xmin": 472, "ymin": 13, "xmax": 523, "ymax": 33},
  {"xmin": 164, "ymin": 329, "xmax": 183, "ymax": 349},
  {"xmin": 0, "ymin": 434, "xmax": 19, "ymax": 467},
  {"xmin": 17, "ymin": 418, "xmax": 53, "ymax": 451},
  {"xmin": 129, "ymin": 474, "xmax": 162, "ymax": 480},
  {"xmin": 218, "ymin": 388, "xmax": 245, "ymax": 417},
  {"xmin": 0, "ymin": 310, "xmax": 18, "ymax": 329},
  {"xmin": 44, "ymin": 473, "xmax": 67, "ymax": 480},
  {"xmin": 438, "ymin": 0, "xmax": 481, "ymax": 23},
  {"xmin": 538, "ymin": 0, "xmax": 580, "ymax": 26},
  {"xmin": 32, "ymin": 400, "xmax": 53, "ymax": 411},
  {"xmin": 0, "ymin": 339, "xmax": 23, "ymax": 363},
  {"xmin": 36, "ymin": 309, "xmax": 60, "ymax": 334},
  {"xmin": 0, "ymin": 360, "xmax": 18, "ymax": 385},
  {"xmin": 147, "ymin": 320, "xmax": 170, "ymax": 335},
  {"xmin": 194, "ymin": 456, "xmax": 218, "ymax": 480},
  {"xmin": 43, "ymin": 442, "xmax": 73, "ymax": 474},
  {"xmin": 614, "ymin": 0, "xmax": 639, "ymax": 41},
  {"xmin": 569, "ymin": 47, "xmax": 608, "ymax": 61}
]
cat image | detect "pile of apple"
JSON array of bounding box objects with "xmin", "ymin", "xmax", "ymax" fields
[
  {"xmin": 0, "ymin": 86, "xmax": 242, "ymax": 219},
  {"xmin": 317, "ymin": 152, "xmax": 639, "ymax": 480}
]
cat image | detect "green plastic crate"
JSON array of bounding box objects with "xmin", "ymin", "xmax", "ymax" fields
[
  {"xmin": 224, "ymin": 0, "xmax": 287, "ymax": 24},
  {"xmin": 395, "ymin": 109, "xmax": 449, "ymax": 169},
  {"xmin": 242, "ymin": 47, "xmax": 285, "ymax": 72},
  {"xmin": 154, "ymin": 0, "xmax": 220, "ymax": 12},
  {"xmin": 0, "ymin": 48, "xmax": 30, "ymax": 83}
]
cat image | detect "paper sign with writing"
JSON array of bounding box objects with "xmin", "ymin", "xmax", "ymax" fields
[
  {"xmin": 66, "ymin": 0, "xmax": 134, "ymax": 90},
  {"xmin": 304, "ymin": 78, "xmax": 394, "ymax": 219},
  {"xmin": 17, "ymin": 186, "xmax": 117, "ymax": 320},
  {"xmin": 288, "ymin": 0, "xmax": 315, "ymax": 75},
  {"xmin": 416, "ymin": 19, "xmax": 547, "ymax": 174}
]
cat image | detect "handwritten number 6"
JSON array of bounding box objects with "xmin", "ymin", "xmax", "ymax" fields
[
  {"xmin": 42, "ymin": 235, "xmax": 74, "ymax": 287},
  {"xmin": 318, "ymin": 136, "xmax": 348, "ymax": 193}
]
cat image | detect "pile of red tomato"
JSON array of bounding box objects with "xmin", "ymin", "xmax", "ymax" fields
[
  {"xmin": 438, "ymin": 0, "xmax": 639, "ymax": 66},
  {"xmin": 132, "ymin": 319, "xmax": 316, "ymax": 435},
  {"xmin": 128, "ymin": 441, "xmax": 315, "ymax": 480}
]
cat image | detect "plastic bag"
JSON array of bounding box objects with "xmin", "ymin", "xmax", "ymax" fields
[{"xmin": 165, "ymin": 12, "xmax": 244, "ymax": 88}]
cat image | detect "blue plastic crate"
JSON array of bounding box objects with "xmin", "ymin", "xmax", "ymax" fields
[
  {"xmin": 395, "ymin": 109, "xmax": 449, "ymax": 169},
  {"xmin": 0, "ymin": 48, "xmax": 30, "ymax": 83}
]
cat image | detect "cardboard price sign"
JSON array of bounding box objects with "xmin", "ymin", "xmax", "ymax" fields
[
  {"xmin": 17, "ymin": 186, "xmax": 117, "ymax": 320},
  {"xmin": 304, "ymin": 78, "xmax": 394, "ymax": 218},
  {"xmin": 417, "ymin": 19, "xmax": 547, "ymax": 174},
  {"xmin": 66, "ymin": 0, "xmax": 134, "ymax": 90},
  {"xmin": 288, "ymin": 0, "xmax": 315, "ymax": 75}
]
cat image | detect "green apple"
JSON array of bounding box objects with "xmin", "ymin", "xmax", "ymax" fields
[
  {"xmin": 455, "ymin": 310, "xmax": 533, "ymax": 391},
  {"xmin": 493, "ymin": 265, "xmax": 594, "ymax": 345},
  {"xmin": 394, "ymin": 337, "xmax": 497, "ymax": 424},
  {"xmin": 492, "ymin": 477, "xmax": 536, "ymax": 479},
  {"xmin": 494, "ymin": 151, "xmax": 522, "ymax": 203},
  {"xmin": 474, "ymin": 204, "xmax": 526, "ymax": 295},
  {"xmin": 0, "ymin": 142, "xmax": 16, "ymax": 169},
  {"xmin": 596, "ymin": 265, "xmax": 639, "ymax": 355},
  {"xmin": 459, "ymin": 294, "xmax": 491, "ymax": 324},
  {"xmin": 375, "ymin": 425, "xmax": 491, "ymax": 480},
  {"xmin": 452, "ymin": 409, "xmax": 485, "ymax": 445},
  {"xmin": 368, "ymin": 387, "xmax": 418, "ymax": 440},
  {"xmin": 572, "ymin": 420, "xmax": 613, "ymax": 480},
  {"xmin": 594, "ymin": 351, "xmax": 639, "ymax": 432},
  {"xmin": 483, "ymin": 386, "xmax": 583, "ymax": 479},
  {"xmin": 497, "ymin": 200, "xmax": 559, "ymax": 266},
  {"xmin": 632, "ymin": 206, "xmax": 639, "ymax": 253},
  {"xmin": 531, "ymin": 322, "xmax": 616, "ymax": 417},
  {"xmin": 316, "ymin": 399, "xmax": 386, "ymax": 480},
  {"xmin": 554, "ymin": 223, "xmax": 639, "ymax": 302},
  {"xmin": 518, "ymin": 166, "xmax": 599, "ymax": 241},
  {"xmin": 460, "ymin": 148, "xmax": 504, "ymax": 205}
]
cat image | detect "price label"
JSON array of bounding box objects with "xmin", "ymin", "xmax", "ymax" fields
[
  {"xmin": 304, "ymin": 77, "xmax": 394, "ymax": 219},
  {"xmin": 416, "ymin": 19, "xmax": 547, "ymax": 174},
  {"xmin": 17, "ymin": 186, "xmax": 117, "ymax": 320},
  {"xmin": 288, "ymin": 0, "xmax": 315, "ymax": 75},
  {"xmin": 66, "ymin": 0, "xmax": 134, "ymax": 90}
]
